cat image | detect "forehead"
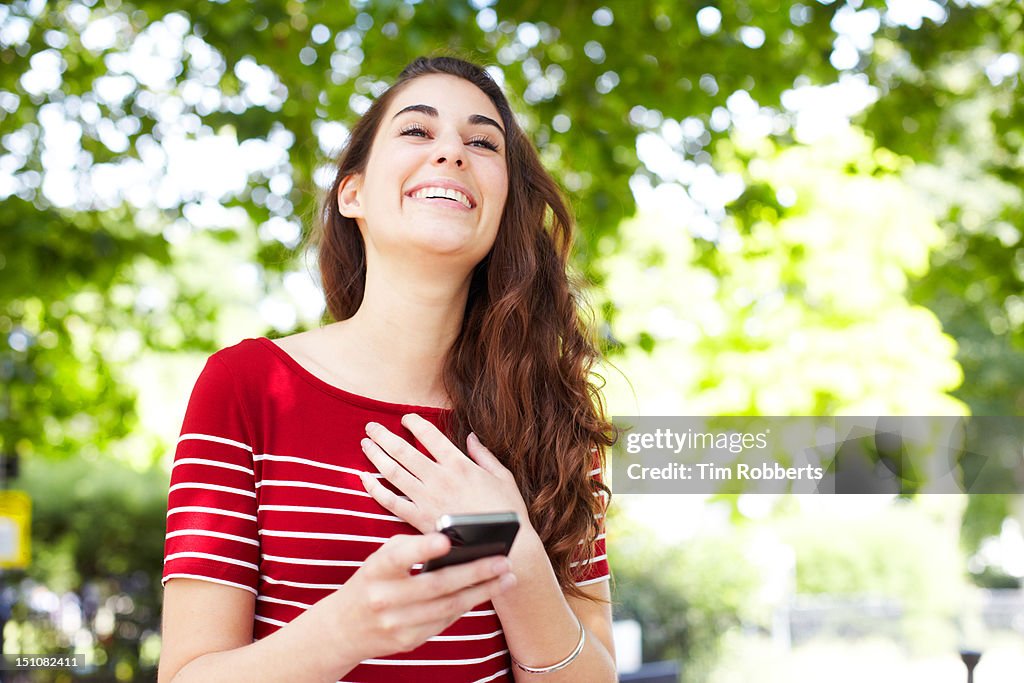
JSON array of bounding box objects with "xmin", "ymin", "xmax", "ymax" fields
[{"xmin": 385, "ymin": 74, "xmax": 502, "ymax": 123}]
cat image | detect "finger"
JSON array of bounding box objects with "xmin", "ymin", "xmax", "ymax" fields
[
  {"xmin": 409, "ymin": 554, "xmax": 512, "ymax": 600},
  {"xmin": 366, "ymin": 533, "xmax": 450, "ymax": 578},
  {"xmin": 359, "ymin": 471, "xmax": 433, "ymax": 533},
  {"xmin": 465, "ymin": 432, "xmax": 510, "ymax": 476},
  {"xmin": 400, "ymin": 413, "xmax": 464, "ymax": 464},
  {"xmin": 365, "ymin": 421, "xmax": 437, "ymax": 480},
  {"xmin": 402, "ymin": 573, "xmax": 517, "ymax": 625},
  {"xmin": 361, "ymin": 437, "xmax": 428, "ymax": 498}
]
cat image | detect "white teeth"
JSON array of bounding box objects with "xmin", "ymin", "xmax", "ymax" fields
[{"xmin": 411, "ymin": 186, "xmax": 472, "ymax": 209}]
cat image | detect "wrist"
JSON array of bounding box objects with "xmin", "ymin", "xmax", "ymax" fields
[
  {"xmin": 509, "ymin": 522, "xmax": 547, "ymax": 569},
  {"xmin": 301, "ymin": 589, "xmax": 364, "ymax": 676},
  {"xmin": 493, "ymin": 524, "xmax": 558, "ymax": 616},
  {"xmin": 511, "ymin": 609, "xmax": 586, "ymax": 674}
]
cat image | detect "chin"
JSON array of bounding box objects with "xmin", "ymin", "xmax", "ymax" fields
[{"xmin": 407, "ymin": 222, "xmax": 494, "ymax": 258}]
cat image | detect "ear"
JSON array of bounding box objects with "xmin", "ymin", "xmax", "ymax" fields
[{"xmin": 337, "ymin": 173, "xmax": 364, "ymax": 219}]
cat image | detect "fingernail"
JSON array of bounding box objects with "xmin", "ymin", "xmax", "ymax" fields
[
  {"xmin": 360, "ymin": 437, "xmax": 372, "ymax": 449},
  {"xmin": 468, "ymin": 432, "xmax": 480, "ymax": 444},
  {"xmin": 491, "ymin": 558, "xmax": 509, "ymax": 574},
  {"xmin": 498, "ymin": 573, "xmax": 517, "ymax": 591},
  {"xmin": 366, "ymin": 422, "xmax": 381, "ymax": 433}
]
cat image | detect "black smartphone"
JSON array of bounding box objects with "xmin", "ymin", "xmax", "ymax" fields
[{"xmin": 421, "ymin": 511, "xmax": 520, "ymax": 572}]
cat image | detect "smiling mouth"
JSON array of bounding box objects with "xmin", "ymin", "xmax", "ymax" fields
[{"xmin": 406, "ymin": 186, "xmax": 476, "ymax": 209}]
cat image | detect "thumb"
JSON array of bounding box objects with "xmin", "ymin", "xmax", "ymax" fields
[{"xmin": 367, "ymin": 533, "xmax": 450, "ymax": 577}]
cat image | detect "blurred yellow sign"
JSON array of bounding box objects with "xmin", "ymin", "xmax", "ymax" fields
[{"xmin": 0, "ymin": 490, "xmax": 31, "ymax": 569}]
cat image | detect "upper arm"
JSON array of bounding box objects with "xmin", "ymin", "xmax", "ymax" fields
[
  {"xmin": 158, "ymin": 578, "xmax": 256, "ymax": 683},
  {"xmin": 570, "ymin": 446, "xmax": 614, "ymax": 661},
  {"xmin": 567, "ymin": 580, "xmax": 615, "ymax": 664},
  {"xmin": 160, "ymin": 353, "xmax": 262, "ymax": 682}
]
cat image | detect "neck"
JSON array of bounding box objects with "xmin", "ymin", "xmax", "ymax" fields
[{"xmin": 326, "ymin": 256, "xmax": 474, "ymax": 407}]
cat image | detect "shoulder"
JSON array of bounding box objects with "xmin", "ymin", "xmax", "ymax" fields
[
  {"xmin": 193, "ymin": 337, "xmax": 273, "ymax": 402},
  {"xmin": 210, "ymin": 336, "xmax": 268, "ymax": 366},
  {"xmin": 203, "ymin": 331, "xmax": 326, "ymax": 397}
]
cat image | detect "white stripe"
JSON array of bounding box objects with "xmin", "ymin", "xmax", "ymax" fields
[
  {"xmin": 254, "ymin": 614, "xmax": 287, "ymax": 627},
  {"xmin": 162, "ymin": 573, "xmax": 257, "ymax": 595},
  {"xmin": 427, "ymin": 629, "xmax": 503, "ymax": 642},
  {"xmin": 179, "ymin": 433, "xmax": 253, "ymax": 452},
  {"xmin": 588, "ymin": 468, "xmax": 601, "ymax": 477},
  {"xmin": 570, "ymin": 553, "xmax": 607, "ymax": 568},
  {"xmin": 166, "ymin": 551, "xmax": 258, "ymax": 571},
  {"xmin": 170, "ymin": 482, "xmax": 256, "ymax": 499},
  {"xmin": 258, "ymin": 504, "xmax": 401, "ymax": 523},
  {"xmin": 261, "ymin": 574, "xmax": 348, "ymax": 590},
  {"xmin": 172, "ymin": 457, "xmax": 254, "ymax": 476},
  {"xmin": 361, "ymin": 649, "xmax": 508, "ymax": 667},
  {"xmin": 261, "ymin": 553, "xmax": 365, "ymax": 567},
  {"xmin": 167, "ymin": 506, "xmax": 257, "ymax": 522},
  {"xmin": 574, "ymin": 574, "xmax": 611, "ymax": 587},
  {"xmin": 254, "ymin": 454, "xmax": 383, "ymax": 478},
  {"xmin": 166, "ymin": 529, "xmax": 259, "ymax": 546},
  {"xmin": 256, "ymin": 480, "xmax": 370, "ymax": 497},
  {"xmin": 259, "ymin": 529, "xmax": 389, "ymax": 543},
  {"xmin": 257, "ymin": 595, "xmax": 311, "ymax": 609},
  {"xmin": 464, "ymin": 609, "xmax": 497, "ymax": 617},
  {"xmin": 473, "ymin": 668, "xmax": 510, "ymax": 683}
]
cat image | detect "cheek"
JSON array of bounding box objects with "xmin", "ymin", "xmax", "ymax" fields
[
  {"xmin": 489, "ymin": 166, "xmax": 510, "ymax": 212},
  {"xmin": 364, "ymin": 150, "xmax": 415, "ymax": 204},
  {"xmin": 367, "ymin": 140, "xmax": 418, "ymax": 175}
]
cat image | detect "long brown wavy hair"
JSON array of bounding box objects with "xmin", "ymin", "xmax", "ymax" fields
[{"xmin": 312, "ymin": 55, "xmax": 614, "ymax": 600}]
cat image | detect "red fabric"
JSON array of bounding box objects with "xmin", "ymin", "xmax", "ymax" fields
[{"xmin": 163, "ymin": 337, "xmax": 609, "ymax": 683}]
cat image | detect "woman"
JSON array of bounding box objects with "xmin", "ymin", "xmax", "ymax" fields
[{"xmin": 159, "ymin": 55, "xmax": 616, "ymax": 682}]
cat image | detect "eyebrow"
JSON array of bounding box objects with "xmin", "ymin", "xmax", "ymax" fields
[{"xmin": 392, "ymin": 104, "xmax": 506, "ymax": 138}]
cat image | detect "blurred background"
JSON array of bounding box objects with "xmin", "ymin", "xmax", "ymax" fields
[{"xmin": 1, "ymin": 0, "xmax": 1022, "ymax": 681}]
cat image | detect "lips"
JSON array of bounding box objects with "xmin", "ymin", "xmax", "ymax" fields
[{"xmin": 405, "ymin": 178, "xmax": 478, "ymax": 209}]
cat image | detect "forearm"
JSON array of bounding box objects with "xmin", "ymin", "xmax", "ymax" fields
[
  {"xmin": 166, "ymin": 603, "xmax": 357, "ymax": 683},
  {"xmin": 491, "ymin": 529, "xmax": 616, "ymax": 682}
]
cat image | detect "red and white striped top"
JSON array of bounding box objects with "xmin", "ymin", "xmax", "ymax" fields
[{"xmin": 162, "ymin": 337, "xmax": 610, "ymax": 683}]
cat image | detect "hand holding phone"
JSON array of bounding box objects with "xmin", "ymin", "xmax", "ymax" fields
[{"xmin": 421, "ymin": 511, "xmax": 520, "ymax": 572}]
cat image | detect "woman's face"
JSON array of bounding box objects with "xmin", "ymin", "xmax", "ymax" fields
[{"xmin": 341, "ymin": 73, "xmax": 510, "ymax": 268}]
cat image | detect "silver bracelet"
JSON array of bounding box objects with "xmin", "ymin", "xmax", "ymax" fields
[{"xmin": 510, "ymin": 611, "xmax": 586, "ymax": 675}]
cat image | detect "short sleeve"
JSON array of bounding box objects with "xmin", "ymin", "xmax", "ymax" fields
[
  {"xmin": 162, "ymin": 355, "xmax": 260, "ymax": 595},
  {"xmin": 573, "ymin": 451, "xmax": 610, "ymax": 587}
]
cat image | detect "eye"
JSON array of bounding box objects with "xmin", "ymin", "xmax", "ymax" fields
[
  {"xmin": 399, "ymin": 123, "xmax": 430, "ymax": 138},
  {"xmin": 468, "ymin": 136, "xmax": 500, "ymax": 152}
]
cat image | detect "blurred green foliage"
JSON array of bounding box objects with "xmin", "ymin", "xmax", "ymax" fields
[
  {"xmin": 610, "ymin": 499, "xmax": 973, "ymax": 678},
  {"xmin": 777, "ymin": 501, "xmax": 966, "ymax": 652},
  {"xmin": 23, "ymin": 452, "xmax": 166, "ymax": 591},
  {"xmin": 609, "ymin": 512, "xmax": 765, "ymax": 681},
  {"xmin": 597, "ymin": 129, "xmax": 964, "ymax": 416}
]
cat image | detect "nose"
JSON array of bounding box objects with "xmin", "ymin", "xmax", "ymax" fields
[
  {"xmin": 435, "ymin": 155, "xmax": 463, "ymax": 168},
  {"xmin": 433, "ymin": 131, "xmax": 464, "ymax": 168}
]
